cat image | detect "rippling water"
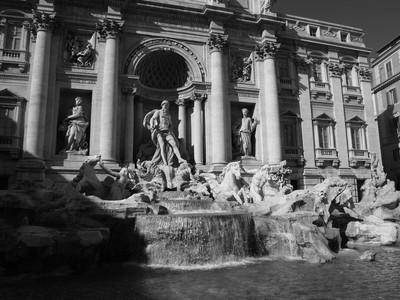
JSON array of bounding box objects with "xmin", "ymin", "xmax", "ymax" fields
[{"xmin": 1, "ymin": 246, "xmax": 400, "ymax": 300}]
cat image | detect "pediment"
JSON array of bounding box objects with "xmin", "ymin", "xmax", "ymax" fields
[
  {"xmin": 313, "ymin": 113, "xmax": 334, "ymax": 121},
  {"xmin": 346, "ymin": 115, "xmax": 365, "ymax": 124},
  {"xmin": 0, "ymin": 89, "xmax": 26, "ymax": 106}
]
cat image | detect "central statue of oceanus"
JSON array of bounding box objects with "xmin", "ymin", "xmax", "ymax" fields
[{"xmin": 143, "ymin": 100, "xmax": 187, "ymax": 167}]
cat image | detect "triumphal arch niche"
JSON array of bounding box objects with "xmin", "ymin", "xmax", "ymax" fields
[{"xmin": 123, "ymin": 38, "xmax": 208, "ymax": 166}]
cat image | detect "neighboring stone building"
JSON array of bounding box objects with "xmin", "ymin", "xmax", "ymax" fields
[
  {"xmin": 371, "ymin": 35, "xmax": 400, "ymax": 188},
  {"xmin": 0, "ymin": 0, "xmax": 379, "ymax": 198}
]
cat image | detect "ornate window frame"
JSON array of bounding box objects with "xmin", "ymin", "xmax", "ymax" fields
[
  {"xmin": 313, "ymin": 113, "xmax": 339, "ymax": 167},
  {"xmin": 0, "ymin": 10, "xmax": 30, "ymax": 73},
  {"xmin": 346, "ymin": 116, "xmax": 370, "ymax": 168}
]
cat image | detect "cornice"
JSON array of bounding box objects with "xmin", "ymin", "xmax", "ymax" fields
[
  {"xmin": 0, "ymin": 73, "xmax": 29, "ymax": 82},
  {"xmin": 0, "ymin": 0, "xmax": 36, "ymax": 11},
  {"xmin": 372, "ymin": 72, "xmax": 400, "ymax": 93},
  {"xmin": 54, "ymin": 0, "xmax": 107, "ymax": 9},
  {"xmin": 132, "ymin": 2, "xmax": 205, "ymax": 24}
]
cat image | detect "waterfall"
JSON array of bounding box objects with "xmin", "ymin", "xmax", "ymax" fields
[{"xmin": 133, "ymin": 212, "xmax": 256, "ymax": 265}]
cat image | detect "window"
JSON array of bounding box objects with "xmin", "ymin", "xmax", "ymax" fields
[
  {"xmin": 5, "ymin": 24, "xmax": 23, "ymax": 50},
  {"xmin": 318, "ymin": 125, "xmax": 330, "ymax": 148},
  {"xmin": 386, "ymin": 61, "xmax": 393, "ymax": 78},
  {"xmin": 0, "ymin": 107, "xmax": 16, "ymax": 137},
  {"xmin": 278, "ymin": 58, "xmax": 290, "ymax": 78},
  {"xmin": 387, "ymin": 88, "xmax": 397, "ymax": 105},
  {"xmin": 309, "ymin": 26, "xmax": 319, "ymax": 37},
  {"xmin": 350, "ymin": 127, "xmax": 362, "ymax": 149},
  {"xmin": 346, "ymin": 116, "xmax": 367, "ymax": 151},
  {"xmin": 344, "ymin": 66, "xmax": 353, "ymax": 86},
  {"xmin": 282, "ymin": 123, "xmax": 297, "ymax": 147},
  {"xmin": 312, "ymin": 61, "xmax": 324, "ymax": 82},
  {"xmin": 313, "ymin": 114, "xmax": 335, "ymax": 150},
  {"xmin": 281, "ymin": 111, "xmax": 301, "ymax": 157},
  {"xmin": 340, "ymin": 32, "xmax": 348, "ymax": 42}
]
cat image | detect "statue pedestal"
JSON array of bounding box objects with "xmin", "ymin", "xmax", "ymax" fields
[
  {"xmin": 16, "ymin": 158, "xmax": 46, "ymax": 183},
  {"xmin": 240, "ymin": 156, "xmax": 262, "ymax": 169}
]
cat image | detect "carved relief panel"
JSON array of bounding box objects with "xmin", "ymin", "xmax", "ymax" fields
[
  {"xmin": 230, "ymin": 51, "xmax": 253, "ymax": 83},
  {"xmin": 63, "ymin": 31, "xmax": 96, "ymax": 68}
]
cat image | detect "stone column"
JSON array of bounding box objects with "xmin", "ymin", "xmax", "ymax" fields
[
  {"xmin": 176, "ymin": 98, "xmax": 187, "ymax": 150},
  {"xmin": 329, "ymin": 61, "xmax": 349, "ymax": 167},
  {"xmin": 123, "ymin": 87, "xmax": 135, "ymax": 163},
  {"xmin": 313, "ymin": 121, "xmax": 320, "ymax": 148},
  {"xmin": 24, "ymin": 11, "xmax": 55, "ymax": 159},
  {"xmin": 96, "ymin": 19, "xmax": 123, "ymax": 162},
  {"xmin": 207, "ymin": 33, "xmax": 229, "ymax": 166},
  {"xmin": 256, "ymin": 41, "xmax": 282, "ymax": 164},
  {"xmin": 346, "ymin": 123, "xmax": 352, "ymax": 149},
  {"xmin": 192, "ymin": 93, "xmax": 206, "ymax": 165}
]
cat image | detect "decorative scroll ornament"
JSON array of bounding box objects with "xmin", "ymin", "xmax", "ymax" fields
[
  {"xmin": 294, "ymin": 56, "xmax": 313, "ymax": 69},
  {"xmin": 358, "ymin": 67, "xmax": 371, "ymax": 81},
  {"xmin": 207, "ymin": 34, "xmax": 229, "ymax": 53},
  {"xmin": 96, "ymin": 19, "xmax": 123, "ymax": 40},
  {"xmin": 328, "ymin": 62, "xmax": 344, "ymax": 77},
  {"xmin": 287, "ymin": 23, "xmax": 305, "ymax": 32},
  {"xmin": 209, "ymin": 0, "xmax": 230, "ymax": 4},
  {"xmin": 320, "ymin": 28, "xmax": 337, "ymax": 38},
  {"xmin": 30, "ymin": 10, "xmax": 57, "ymax": 39},
  {"xmin": 255, "ymin": 41, "xmax": 280, "ymax": 60}
]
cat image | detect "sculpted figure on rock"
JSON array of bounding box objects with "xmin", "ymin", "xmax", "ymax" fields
[{"xmin": 143, "ymin": 100, "xmax": 186, "ymax": 167}]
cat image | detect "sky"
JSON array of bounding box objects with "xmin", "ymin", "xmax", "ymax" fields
[{"xmin": 274, "ymin": 0, "xmax": 400, "ymax": 58}]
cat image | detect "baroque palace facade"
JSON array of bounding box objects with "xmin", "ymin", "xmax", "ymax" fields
[{"xmin": 0, "ymin": 0, "xmax": 380, "ymax": 198}]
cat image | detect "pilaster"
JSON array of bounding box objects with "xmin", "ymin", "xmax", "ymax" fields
[
  {"xmin": 358, "ymin": 66, "xmax": 381, "ymax": 159},
  {"xmin": 328, "ymin": 60, "xmax": 349, "ymax": 168},
  {"xmin": 122, "ymin": 86, "xmax": 136, "ymax": 163},
  {"xmin": 295, "ymin": 55, "xmax": 316, "ymax": 168}
]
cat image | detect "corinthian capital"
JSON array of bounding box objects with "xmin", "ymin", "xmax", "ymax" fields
[
  {"xmin": 255, "ymin": 41, "xmax": 280, "ymax": 60},
  {"xmin": 192, "ymin": 92, "xmax": 208, "ymax": 102},
  {"xmin": 328, "ymin": 62, "xmax": 344, "ymax": 77},
  {"xmin": 358, "ymin": 67, "xmax": 371, "ymax": 81},
  {"xmin": 30, "ymin": 10, "xmax": 56, "ymax": 38},
  {"xmin": 207, "ymin": 33, "xmax": 229, "ymax": 53},
  {"xmin": 96, "ymin": 19, "xmax": 123, "ymax": 40}
]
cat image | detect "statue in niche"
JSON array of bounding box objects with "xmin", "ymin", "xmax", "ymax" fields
[
  {"xmin": 233, "ymin": 108, "xmax": 258, "ymax": 157},
  {"xmin": 64, "ymin": 34, "xmax": 95, "ymax": 67},
  {"xmin": 64, "ymin": 96, "xmax": 89, "ymax": 153},
  {"xmin": 143, "ymin": 100, "xmax": 186, "ymax": 167},
  {"xmin": 262, "ymin": 0, "xmax": 278, "ymax": 13},
  {"xmin": 231, "ymin": 55, "xmax": 252, "ymax": 83}
]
